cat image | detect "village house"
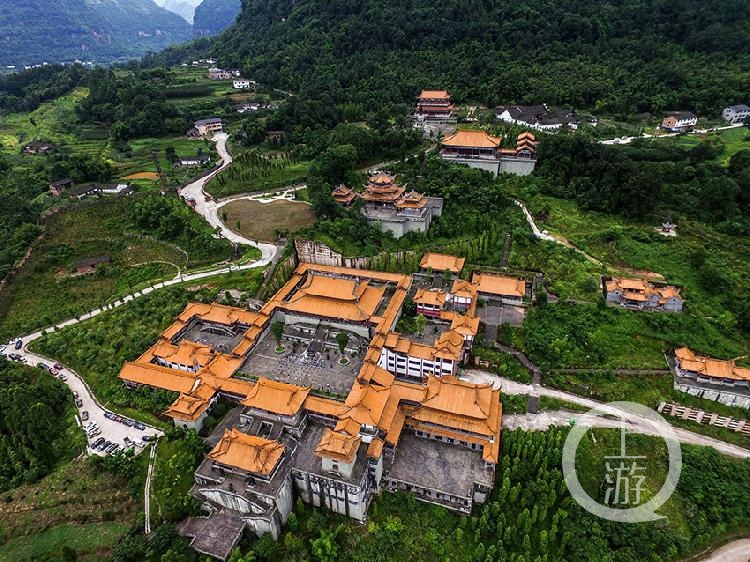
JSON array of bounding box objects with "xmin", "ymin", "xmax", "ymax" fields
[
  {"xmin": 603, "ymin": 277, "xmax": 683, "ymax": 312},
  {"xmin": 74, "ymin": 254, "xmax": 110, "ymax": 274},
  {"xmin": 722, "ymin": 104, "xmax": 750, "ymax": 124},
  {"xmin": 336, "ymin": 173, "xmax": 443, "ymax": 239},
  {"xmin": 208, "ymin": 68, "xmax": 237, "ymax": 80},
  {"xmin": 414, "ymin": 89, "xmax": 456, "ymax": 125},
  {"xmin": 118, "ymin": 262, "xmax": 498, "ymax": 560},
  {"xmin": 232, "ymin": 79, "xmax": 254, "ymax": 89},
  {"xmin": 440, "ymin": 130, "xmax": 537, "ymax": 176},
  {"xmin": 49, "ymin": 178, "xmax": 74, "ymax": 197},
  {"xmin": 496, "ymin": 104, "xmax": 595, "ymax": 131},
  {"xmin": 23, "ymin": 141, "xmax": 55, "ymax": 155},
  {"xmin": 671, "ymin": 347, "xmax": 750, "ymax": 409},
  {"xmin": 175, "ymin": 154, "xmax": 212, "ymax": 168},
  {"xmin": 188, "ymin": 118, "xmax": 224, "ymax": 138},
  {"xmin": 661, "ymin": 111, "xmax": 698, "ymax": 132},
  {"xmin": 66, "ymin": 182, "xmax": 130, "ymax": 200}
]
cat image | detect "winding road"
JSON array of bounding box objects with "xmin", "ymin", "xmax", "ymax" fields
[
  {"xmin": 4, "ymin": 133, "xmax": 277, "ymax": 458},
  {"xmin": 462, "ymin": 370, "xmax": 750, "ymax": 460}
]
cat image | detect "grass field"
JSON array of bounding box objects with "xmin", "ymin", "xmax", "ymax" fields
[
  {"xmin": 222, "ymin": 198, "xmax": 315, "ymax": 242},
  {"xmin": 206, "ymin": 154, "xmax": 311, "ymax": 199},
  {"xmin": 0, "ymin": 522, "xmax": 129, "ymax": 562},
  {"xmin": 656, "ymin": 126, "xmax": 750, "ymax": 164},
  {"xmin": 0, "ymin": 457, "xmax": 139, "ymax": 560},
  {"xmin": 0, "ymin": 194, "xmax": 234, "ymax": 340}
]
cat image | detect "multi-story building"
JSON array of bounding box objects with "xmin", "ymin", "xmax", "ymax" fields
[
  {"xmin": 188, "ymin": 118, "xmax": 224, "ymax": 137},
  {"xmin": 414, "ymin": 89, "xmax": 456, "ymax": 125},
  {"xmin": 118, "ymin": 261, "xmax": 499, "ymax": 559},
  {"xmin": 440, "ymin": 130, "xmax": 537, "ymax": 176},
  {"xmin": 722, "ymin": 104, "xmax": 750, "ymax": 124},
  {"xmin": 335, "ymin": 173, "xmax": 443, "ymax": 238}
]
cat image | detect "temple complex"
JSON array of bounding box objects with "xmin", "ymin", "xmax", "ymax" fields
[
  {"xmin": 333, "ymin": 173, "xmax": 443, "ymax": 238},
  {"xmin": 118, "ymin": 260, "xmax": 501, "ymax": 560},
  {"xmin": 440, "ymin": 130, "xmax": 537, "ymax": 176}
]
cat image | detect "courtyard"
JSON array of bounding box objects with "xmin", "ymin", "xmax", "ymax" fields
[{"xmin": 237, "ymin": 331, "xmax": 364, "ymax": 396}]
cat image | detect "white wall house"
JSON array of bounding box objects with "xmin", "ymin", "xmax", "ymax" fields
[{"xmin": 722, "ymin": 104, "xmax": 750, "ymax": 124}]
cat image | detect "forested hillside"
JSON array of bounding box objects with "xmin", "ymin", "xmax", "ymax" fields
[
  {"xmin": 193, "ymin": 0, "xmax": 241, "ymax": 36},
  {"xmin": 0, "ymin": 0, "xmax": 193, "ymax": 66},
  {"xmin": 211, "ymin": 0, "xmax": 749, "ymax": 121}
]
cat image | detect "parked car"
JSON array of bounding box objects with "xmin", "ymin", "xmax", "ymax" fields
[
  {"xmin": 142, "ymin": 434, "xmax": 157, "ymax": 442},
  {"xmin": 91, "ymin": 437, "xmax": 105, "ymax": 449},
  {"xmin": 106, "ymin": 443, "xmax": 119, "ymax": 454},
  {"xmin": 81, "ymin": 411, "xmax": 89, "ymax": 421},
  {"xmin": 59, "ymin": 374, "xmax": 67, "ymax": 381},
  {"xmin": 104, "ymin": 412, "xmax": 114, "ymax": 420},
  {"xmin": 8, "ymin": 353, "xmax": 21, "ymax": 361},
  {"xmin": 73, "ymin": 391, "xmax": 79, "ymax": 398},
  {"xmin": 37, "ymin": 363, "xmax": 50, "ymax": 371},
  {"xmin": 98, "ymin": 441, "xmax": 111, "ymax": 452},
  {"xmin": 134, "ymin": 422, "xmax": 145, "ymax": 430},
  {"xmin": 49, "ymin": 368, "xmax": 59, "ymax": 376},
  {"xmin": 75, "ymin": 398, "xmax": 83, "ymax": 407},
  {"xmin": 122, "ymin": 418, "xmax": 134, "ymax": 427},
  {"xmin": 53, "ymin": 363, "xmax": 63, "ymax": 370},
  {"xmin": 14, "ymin": 340, "xmax": 22, "ymax": 350}
]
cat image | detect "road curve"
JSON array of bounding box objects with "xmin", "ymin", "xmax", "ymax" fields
[
  {"xmin": 179, "ymin": 133, "xmax": 278, "ymax": 263},
  {"xmin": 698, "ymin": 539, "xmax": 750, "ymax": 562},
  {"xmin": 463, "ymin": 370, "xmax": 750, "ymax": 460}
]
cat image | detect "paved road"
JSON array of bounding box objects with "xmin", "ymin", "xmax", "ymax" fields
[
  {"xmin": 600, "ymin": 123, "xmax": 744, "ymax": 145},
  {"xmin": 699, "ymin": 539, "xmax": 750, "ymax": 562},
  {"xmin": 179, "ymin": 133, "xmax": 278, "ymax": 263},
  {"xmin": 462, "ymin": 370, "xmax": 750, "ymax": 460},
  {"xmin": 13, "ymin": 346, "xmax": 161, "ymax": 455}
]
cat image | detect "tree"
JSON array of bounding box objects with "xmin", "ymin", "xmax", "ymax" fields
[
  {"xmin": 271, "ymin": 321, "xmax": 284, "ymax": 346},
  {"xmin": 165, "ymin": 146, "xmax": 177, "ymax": 164},
  {"xmin": 335, "ymin": 331, "xmax": 349, "ymax": 354},
  {"xmin": 415, "ymin": 314, "xmax": 427, "ymax": 337}
]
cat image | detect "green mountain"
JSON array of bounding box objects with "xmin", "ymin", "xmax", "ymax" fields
[
  {"xmin": 193, "ymin": 0, "xmax": 241, "ymax": 37},
  {"xmin": 211, "ymin": 0, "xmax": 750, "ymax": 116},
  {"xmin": 0, "ymin": 0, "xmax": 193, "ymax": 66}
]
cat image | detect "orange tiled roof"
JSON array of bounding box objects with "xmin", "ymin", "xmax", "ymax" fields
[
  {"xmin": 434, "ymin": 330, "xmax": 465, "ymax": 359},
  {"xmin": 335, "ymin": 418, "xmax": 362, "ymax": 436},
  {"xmin": 166, "ymin": 381, "xmax": 217, "ymax": 421},
  {"xmin": 420, "ymin": 252, "xmax": 465, "ymax": 273},
  {"xmin": 450, "ymin": 279, "xmax": 477, "ymax": 299},
  {"xmin": 241, "ymin": 377, "xmax": 310, "ymax": 416},
  {"xmin": 332, "ymin": 184, "xmax": 356, "ymax": 205},
  {"xmin": 472, "ymin": 273, "xmax": 526, "ymax": 298},
  {"xmin": 150, "ymin": 340, "xmax": 215, "ymax": 368},
  {"xmin": 366, "ymin": 438, "xmax": 384, "ymax": 459},
  {"xmin": 413, "ymin": 288, "xmax": 447, "ymax": 307},
  {"xmin": 450, "ymin": 314, "xmax": 480, "ymax": 337},
  {"xmin": 442, "ymin": 130, "xmax": 501, "ymax": 149},
  {"xmin": 418, "ymin": 90, "xmax": 450, "ymax": 100},
  {"xmin": 282, "ymin": 274, "xmax": 386, "ymax": 322},
  {"xmin": 208, "ymin": 428, "xmax": 285, "ymax": 475},
  {"xmin": 304, "ymin": 395, "xmax": 344, "ymax": 417},
  {"xmin": 119, "ymin": 362, "xmax": 197, "ymax": 394},
  {"xmin": 396, "ymin": 191, "xmax": 428, "ymax": 209},
  {"xmin": 675, "ymin": 347, "xmax": 750, "ymax": 382},
  {"xmin": 177, "ymin": 302, "xmax": 260, "ymax": 327},
  {"xmin": 314, "ymin": 429, "xmax": 361, "ymax": 463}
]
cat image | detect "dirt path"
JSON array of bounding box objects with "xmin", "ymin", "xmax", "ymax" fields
[{"xmin": 698, "ymin": 539, "xmax": 750, "ymax": 562}]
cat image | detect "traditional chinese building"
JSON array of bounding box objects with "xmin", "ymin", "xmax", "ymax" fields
[
  {"xmin": 354, "ymin": 173, "xmax": 443, "ymax": 238},
  {"xmin": 414, "ymin": 89, "xmax": 456, "ymax": 125},
  {"xmin": 671, "ymin": 347, "xmax": 750, "ymax": 409},
  {"xmin": 331, "ymin": 184, "xmax": 356, "ymax": 207},
  {"xmin": 603, "ymin": 277, "xmax": 683, "ymax": 312},
  {"xmin": 440, "ymin": 130, "xmax": 536, "ymax": 176},
  {"xmin": 118, "ymin": 262, "xmax": 498, "ymax": 559}
]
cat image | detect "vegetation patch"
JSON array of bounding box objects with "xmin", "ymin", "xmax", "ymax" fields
[{"xmin": 222, "ymin": 198, "xmax": 316, "ymax": 242}]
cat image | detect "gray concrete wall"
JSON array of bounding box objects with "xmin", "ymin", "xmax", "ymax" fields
[{"xmin": 498, "ymin": 157, "xmax": 536, "ymax": 176}]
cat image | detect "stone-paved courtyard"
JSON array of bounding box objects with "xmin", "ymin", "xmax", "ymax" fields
[{"xmin": 238, "ymin": 332, "xmax": 363, "ymax": 396}]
